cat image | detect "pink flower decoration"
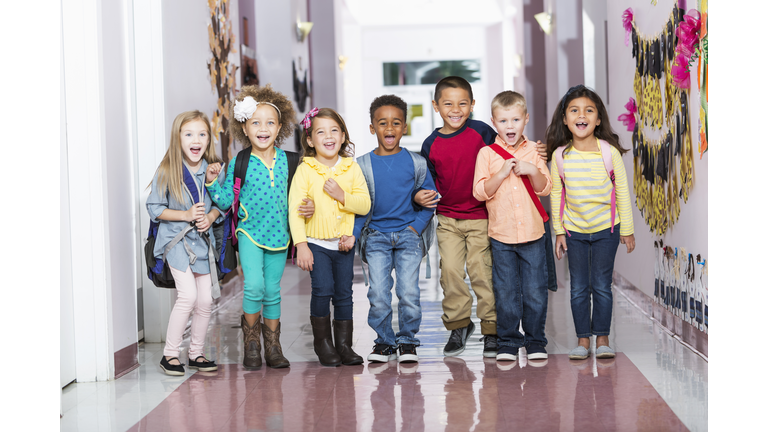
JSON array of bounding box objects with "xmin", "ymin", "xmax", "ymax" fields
[
  {"xmin": 622, "ymin": 8, "xmax": 634, "ymax": 47},
  {"xmin": 617, "ymin": 97, "xmax": 637, "ymax": 132},
  {"xmin": 671, "ymin": 54, "xmax": 691, "ymax": 88},
  {"xmin": 670, "ymin": 9, "xmax": 701, "ymax": 89}
]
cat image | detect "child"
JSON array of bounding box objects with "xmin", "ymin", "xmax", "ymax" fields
[
  {"xmin": 418, "ymin": 76, "xmax": 498, "ymax": 357},
  {"xmin": 473, "ymin": 91, "xmax": 552, "ymax": 361},
  {"xmin": 545, "ymin": 85, "xmax": 635, "ymax": 359},
  {"xmin": 354, "ymin": 95, "xmax": 437, "ymax": 363},
  {"xmin": 289, "ymin": 107, "xmax": 371, "ymax": 367},
  {"xmin": 206, "ymin": 85, "xmax": 301, "ymax": 369},
  {"xmin": 146, "ymin": 110, "xmax": 223, "ymax": 375}
]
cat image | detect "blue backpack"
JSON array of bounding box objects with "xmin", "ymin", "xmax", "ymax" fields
[{"xmin": 144, "ymin": 164, "xmax": 234, "ymax": 297}]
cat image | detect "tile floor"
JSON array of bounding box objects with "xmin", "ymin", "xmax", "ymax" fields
[{"xmin": 61, "ymin": 249, "xmax": 708, "ymax": 431}]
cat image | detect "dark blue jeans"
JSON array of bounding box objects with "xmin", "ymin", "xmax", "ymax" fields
[
  {"xmin": 308, "ymin": 243, "xmax": 354, "ymax": 320},
  {"xmin": 565, "ymin": 225, "xmax": 621, "ymax": 337},
  {"xmin": 490, "ymin": 235, "xmax": 548, "ymax": 349}
]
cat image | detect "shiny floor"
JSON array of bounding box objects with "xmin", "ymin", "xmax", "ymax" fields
[{"xmin": 61, "ymin": 249, "xmax": 708, "ymax": 431}]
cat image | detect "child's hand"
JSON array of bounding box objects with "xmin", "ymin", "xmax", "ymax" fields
[
  {"xmin": 499, "ymin": 159, "xmax": 516, "ymax": 179},
  {"xmin": 555, "ymin": 234, "xmax": 567, "ymax": 260},
  {"xmin": 298, "ymin": 198, "xmax": 315, "ymax": 218},
  {"xmin": 621, "ymin": 234, "xmax": 636, "ymax": 253},
  {"xmin": 536, "ymin": 140, "xmax": 548, "ymax": 161},
  {"xmin": 206, "ymin": 163, "xmax": 222, "ymax": 183},
  {"xmin": 512, "ymin": 160, "xmax": 537, "ymax": 177},
  {"xmin": 296, "ymin": 242, "xmax": 313, "ymax": 271},
  {"xmin": 185, "ymin": 202, "xmax": 206, "ymax": 223},
  {"xmin": 414, "ymin": 190, "xmax": 440, "ymax": 208},
  {"xmin": 339, "ymin": 235, "xmax": 355, "ymax": 252},
  {"xmin": 323, "ymin": 178, "xmax": 345, "ymax": 204},
  {"xmin": 196, "ymin": 212, "xmax": 216, "ymax": 232}
]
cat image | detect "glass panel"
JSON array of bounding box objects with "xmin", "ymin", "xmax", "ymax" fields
[{"xmin": 383, "ymin": 60, "xmax": 481, "ymax": 86}]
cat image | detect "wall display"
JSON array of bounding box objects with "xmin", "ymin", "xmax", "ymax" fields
[
  {"xmin": 207, "ymin": 0, "xmax": 239, "ymax": 162},
  {"xmin": 696, "ymin": 0, "xmax": 708, "ymax": 158},
  {"xmin": 621, "ymin": 2, "xmax": 704, "ymax": 236},
  {"xmin": 654, "ymin": 241, "xmax": 707, "ymax": 333}
]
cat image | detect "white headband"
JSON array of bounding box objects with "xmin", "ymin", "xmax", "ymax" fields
[{"xmin": 233, "ymin": 96, "xmax": 281, "ymax": 122}]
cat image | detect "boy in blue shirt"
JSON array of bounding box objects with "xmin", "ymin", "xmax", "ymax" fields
[{"xmin": 354, "ymin": 95, "xmax": 437, "ymax": 363}]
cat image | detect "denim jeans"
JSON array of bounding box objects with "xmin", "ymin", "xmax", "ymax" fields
[
  {"xmin": 490, "ymin": 235, "xmax": 548, "ymax": 348},
  {"xmin": 565, "ymin": 225, "xmax": 621, "ymax": 337},
  {"xmin": 308, "ymin": 243, "xmax": 354, "ymax": 320},
  {"xmin": 364, "ymin": 228, "xmax": 423, "ymax": 346}
]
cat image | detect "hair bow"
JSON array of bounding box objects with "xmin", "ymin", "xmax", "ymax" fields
[{"xmin": 301, "ymin": 107, "xmax": 320, "ymax": 130}]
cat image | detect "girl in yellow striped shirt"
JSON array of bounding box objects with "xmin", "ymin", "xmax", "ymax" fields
[{"xmin": 545, "ymin": 85, "xmax": 635, "ymax": 360}]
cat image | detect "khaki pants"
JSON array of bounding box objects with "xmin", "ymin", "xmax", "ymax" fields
[{"xmin": 436, "ymin": 214, "xmax": 496, "ymax": 335}]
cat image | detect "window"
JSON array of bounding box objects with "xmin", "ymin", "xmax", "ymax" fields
[{"xmin": 383, "ymin": 60, "xmax": 481, "ymax": 86}]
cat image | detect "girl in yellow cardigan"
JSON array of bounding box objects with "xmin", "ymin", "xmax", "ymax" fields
[{"xmin": 288, "ymin": 107, "xmax": 371, "ymax": 367}]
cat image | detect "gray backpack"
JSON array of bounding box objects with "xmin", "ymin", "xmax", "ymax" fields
[{"xmin": 355, "ymin": 150, "xmax": 436, "ymax": 286}]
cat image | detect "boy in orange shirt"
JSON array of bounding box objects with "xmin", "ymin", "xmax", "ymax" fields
[{"xmin": 473, "ymin": 91, "xmax": 552, "ymax": 361}]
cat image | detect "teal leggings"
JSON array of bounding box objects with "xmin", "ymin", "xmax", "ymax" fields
[{"xmin": 238, "ymin": 233, "xmax": 288, "ymax": 319}]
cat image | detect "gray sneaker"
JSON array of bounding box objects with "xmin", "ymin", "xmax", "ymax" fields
[{"xmin": 443, "ymin": 321, "xmax": 475, "ymax": 356}]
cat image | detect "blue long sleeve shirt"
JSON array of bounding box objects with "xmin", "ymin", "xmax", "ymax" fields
[{"xmin": 353, "ymin": 149, "xmax": 436, "ymax": 239}]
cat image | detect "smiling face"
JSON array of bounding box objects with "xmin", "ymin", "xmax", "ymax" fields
[
  {"xmin": 307, "ymin": 117, "xmax": 345, "ymax": 166},
  {"xmin": 432, "ymin": 87, "xmax": 475, "ymax": 134},
  {"xmin": 242, "ymin": 104, "xmax": 282, "ymax": 154},
  {"xmin": 491, "ymin": 106, "xmax": 529, "ymax": 148},
  {"xmin": 180, "ymin": 119, "xmax": 210, "ymax": 168},
  {"xmin": 563, "ymin": 96, "xmax": 601, "ymax": 143},
  {"xmin": 370, "ymin": 105, "xmax": 406, "ymax": 156}
]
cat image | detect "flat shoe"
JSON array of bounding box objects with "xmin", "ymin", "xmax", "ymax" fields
[
  {"xmin": 188, "ymin": 356, "xmax": 218, "ymax": 372},
  {"xmin": 160, "ymin": 356, "xmax": 185, "ymax": 376},
  {"xmin": 595, "ymin": 345, "xmax": 616, "ymax": 358},
  {"xmin": 568, "ymin": 346, "xmax": 589, "ymax": 360}
]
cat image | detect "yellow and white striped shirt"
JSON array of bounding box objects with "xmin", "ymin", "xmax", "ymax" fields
[{"xmin": 550, "ymin": 144, "xmax": 634, "ymax": 236}]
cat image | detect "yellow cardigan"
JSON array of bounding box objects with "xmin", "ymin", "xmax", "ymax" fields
[{"xmin": 288, "ymin": 156, "xmax": 371, "ymax": 243}]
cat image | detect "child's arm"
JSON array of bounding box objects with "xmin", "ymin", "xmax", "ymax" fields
[
  {"xmin": 410, "ymin": 170, "xmax": 437, "ymax": 234},
  {"xmin": 413, "ymin": 140, "xmax": 440, "ymax": 208},
  {"xmin": 146, "ymin": 174, "xmax": 205, "ymax": 223},
  {"xmin": 473, "ymin": 148, "xmax": 513, "ymax": 200},
  {"xmin": 549, "ymin": 158, "xmax": 565, "ymax": 236},
  {"xmin": 288, "ymin": 166, "xmax": 314, "ymax": 270},
  {"xmin": 205, "ymin": 161, "xmax": 236, "ymax": 210},
  {"xmin": 611, "ymin": 147, "xmax": 635, "ymax": 253},
  {"xmin": 334, "ymin": 164, "xmax": 371, "ymax": 216}
]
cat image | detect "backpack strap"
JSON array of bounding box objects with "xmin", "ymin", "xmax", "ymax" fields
[
  {"xmin": 230, "ymin": 148, "xmax": 252, "ymax": 245},
  {"xmin": 598, "ymin": 140, "xmax": 617, "ymax": 233},
  {"xmin": 554, "ymin": 146, "xmax": 569, "ymax": 237},
  {"xmin": 407, "ymin": 150, "xmax": 434, "ymax": 279},
  {"xmin": 283, "ymin": 150, "xmax": 301, "ymax": 262},
  {"xmin": 488, "ymin": 143, "xmax": 549, "ymax": 223},
  {"xmin": 355, "ymin": 153, "xmax": 375, "ymax": 286}
]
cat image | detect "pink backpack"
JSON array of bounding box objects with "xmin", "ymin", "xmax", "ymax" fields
[{"xmin": 554, "ymin": 140, "xmax": 616, "ymax": 236}]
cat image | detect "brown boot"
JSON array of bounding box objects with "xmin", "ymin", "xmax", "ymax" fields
[
  {"xmin": 262, "ymin": 321, "xmax": 290, "ymax": 368},
  {"xmin": 241, "ymin": 314, "xmax": 262, "ymax": 369},
  {"xmin": 310, "ymin": 315, "xmax": 341, "ymax": 367},
  {"xmin": 333, "ymin": 320, "xmax": 363, "ymax": 365}
]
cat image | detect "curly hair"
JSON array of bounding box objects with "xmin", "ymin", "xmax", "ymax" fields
[
  {"xmin": 229, "ymin": 84, "xmax": 296, "ymax": 148},
  {"xmin": 300, "ymin": 108, "xmax": 355, "ymax": 158},
  {"xmin": 369, "ymin": 94, "xmax": 407, "ymax": 122}
]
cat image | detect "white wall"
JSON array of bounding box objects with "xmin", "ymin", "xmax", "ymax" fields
[{"xmin": 607, "ymin": 0, "xmax": 707, "ymax": 297}]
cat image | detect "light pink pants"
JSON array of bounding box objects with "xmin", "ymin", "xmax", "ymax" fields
[{"xmin": 164, "ymin": 266, "xmax": 213, "ymax": 359}]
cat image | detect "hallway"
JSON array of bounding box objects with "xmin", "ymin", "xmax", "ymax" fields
[{"xmin": 60, "ymin": 249, "xmax": 708, "ymax": 431}]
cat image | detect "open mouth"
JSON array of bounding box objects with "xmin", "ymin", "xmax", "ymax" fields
[
  {"xmin": 189, "ymin": 146, "xmax": 202, "ymax": 156},
  {"xmin": 449, "ymin": 115, "xmax": 463, "ymax": 123},
  {"xmin": 323, "ymin": 141, "xmax": 337, "ymax": 150},
  {"xmin": 575, "ymin": 121, "xmax": 588, "ymax": 130},
  {"xmin": 256, "ymin": 134, "xmax": 271, "ymax": 143},
  {"xmin": 505, "ymin": 132, "xmax": 516, "ymax": 141},
  {"xmin": 384, "ymin": 135, "xmax": 396, "ymax": 145}
]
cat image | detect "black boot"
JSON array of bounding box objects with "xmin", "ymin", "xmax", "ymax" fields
[
  {"xmin": 333, "ymin": 320, "xmax": 363, "ymax": 365},
  {"xmin": 241, "ymin": 314, "xmax": 262, "ymax": 369},
  {"xmin": 310, "ymin": 315, "xmax": 341, "ymax": 367}
]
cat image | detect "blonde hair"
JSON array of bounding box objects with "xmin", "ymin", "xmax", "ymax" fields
[
  {"xmin": 230, "ymin": 84, "xmax": 296, "ymax": 148},
  {"xmin": 151, "ymin": 110, "xmax": 219, "ymax": 204},
  {"xmin": 299, "ymin": 108, "xmax": 355, "ymax": 158},
  {"xmin": 491, "ymin": 91, "xmax": 528, "ymax": 116}
]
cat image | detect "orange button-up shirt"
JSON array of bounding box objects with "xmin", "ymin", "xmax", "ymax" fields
[{"xmin": 473, "ymin": 135, "xmax": 552, "ymax": 244}]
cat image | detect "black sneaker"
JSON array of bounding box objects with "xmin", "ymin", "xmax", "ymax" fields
[
  {"xmin": 368, "ymin": 344, "xmax": 397, "ymax": 363},
  {"xmin": 526, "ymin": 344, "xmax": 548, "ymax": 360},
  {"xmin": 397, "ymin": 344, "xmax": 418, "ymax": 363},
  {"xmin": 188, "ymin": 356, "xmax": 219, "ymax": 372},
  {"xmin": 481, "ymin": 335, "xmax": 498, "ymax": 358},
  {"xmin": 160, "ymin": 356, "xmax": 185, "ymax": 376},
  {"xmin": 443, "ymin": 321, "xmax": 475, "ymax": 356}
]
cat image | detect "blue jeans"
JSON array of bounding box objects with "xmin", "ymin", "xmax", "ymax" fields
[
  {"xmin": 490, "ymin": 235, "xmax": 548, "ymax": 348},
  {"xmin": 308, "ymin": 243, "xmax": 354, "ymax": 320},
  {"xmin": 364, "ymin": 228, "xmax": 423, "ymax": 346},
  {"xmin": 565, "ymin": 225, "xmax": 621, "ymax": 337}
]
